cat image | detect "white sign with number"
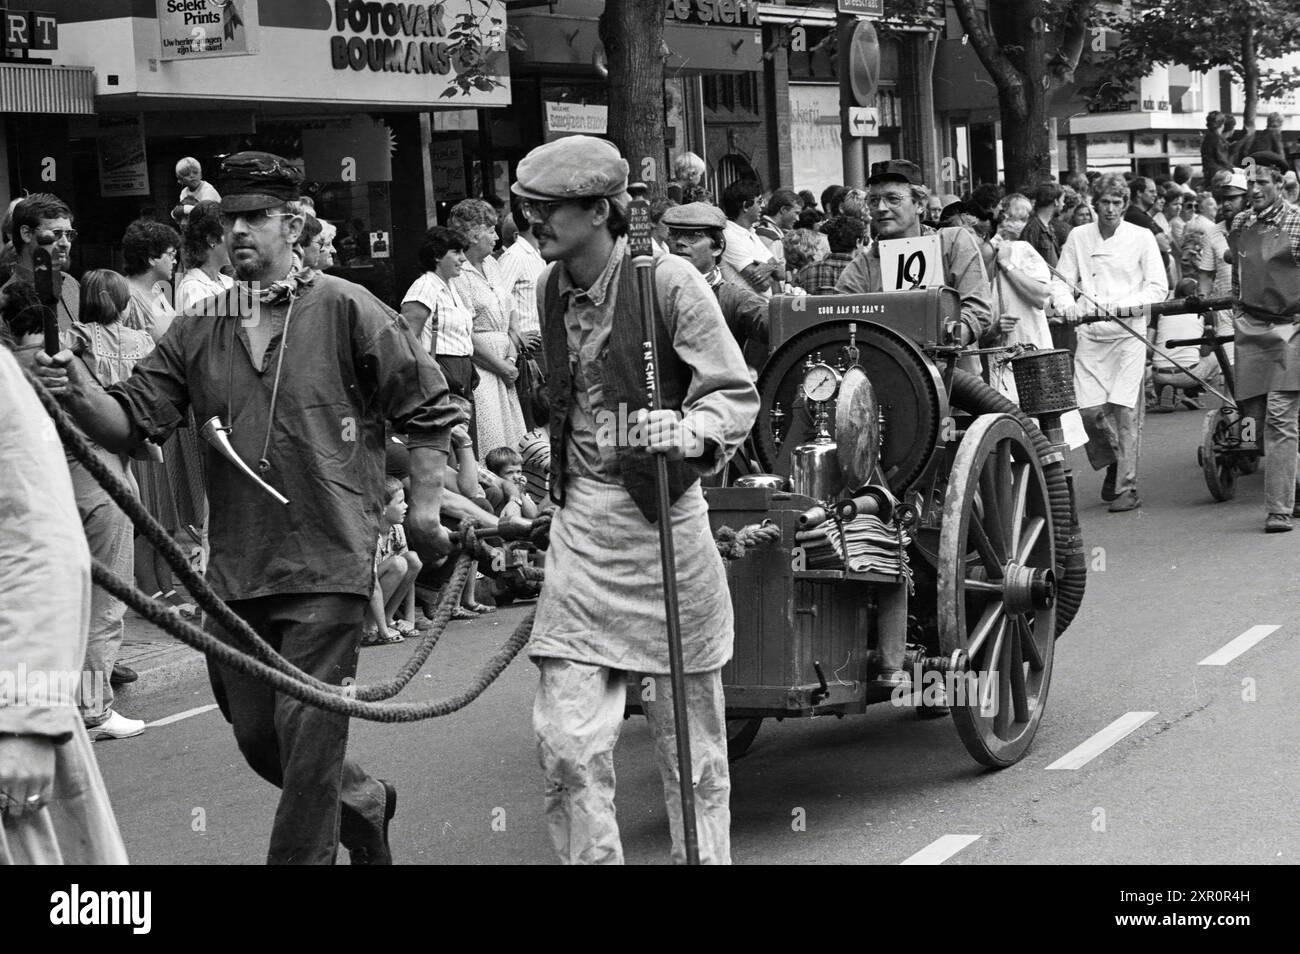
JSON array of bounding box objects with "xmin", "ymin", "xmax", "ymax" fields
[{"xmin": 879, "ymin": 234, "xmax": 942, "ymax": 291}]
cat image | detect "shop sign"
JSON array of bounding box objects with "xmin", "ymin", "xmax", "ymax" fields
[
  {"xmin": 329, "ymin": 0, "xmax": 509, "ymax": 101},
  {"xmin": 665, "ymin": 0, "xmax": 761, "ymax": 28},
  {"xmin": 1, "ymin": 5, "xmax": 58, "ymax": 55},
  {"xmin": 96, "ymin": 114, "xmax": 150, "ymax": 198},
  {"xmin": 430, "ymin": 138, "xmax": 468, "ymax": 201},
  {"xmin": 157, "ymin": 0, "xmax": 256, "ymax": 61},
  {"xmin": 838, "ymin": 0, "xmax": 884, "ymax": 16},
  {"xmin": 544, "ymin": 101, "xmax": 607, "ymax": 140}
]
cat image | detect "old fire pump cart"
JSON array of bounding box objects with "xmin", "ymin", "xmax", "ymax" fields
[{"xmin": 643, "ymin": 288, "xmax": 1088, "ymax": 768}]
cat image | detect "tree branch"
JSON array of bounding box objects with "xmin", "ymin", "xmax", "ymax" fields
[
  {"xmin": 951, "ymin": 0, "xmax": 1027, "ymax": 118},
  {"xmin": 1049, "ymin": 0, "xmax": 1095, "ymax": 82}
]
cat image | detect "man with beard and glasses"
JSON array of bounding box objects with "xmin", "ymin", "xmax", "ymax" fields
[
  {"xmin": 2, "ymin": 193, "xmax": 80, "ymax": 329},
  {"xmin": 35, "ymin": 152, "xmax": 462, "ymax": 864}
]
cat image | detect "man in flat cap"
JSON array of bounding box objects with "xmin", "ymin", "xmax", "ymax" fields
[
  {"xmin": 836, "ymin": 159, "xmax": 993, "ymax": 346},
  {"xmin": 663, "ymin": 201, "xmax": 769, "ymax": 370},
  {"xmin": 514, "ymin": 134, "xmax": 758, "ymax": 864},
  {"xmin": 1227, "ymin": 151, "xmax": 1300, "ymax": 532},
  {"xmin": 37, "ymin": 151, "xmax": 463, "ymax": 863}
]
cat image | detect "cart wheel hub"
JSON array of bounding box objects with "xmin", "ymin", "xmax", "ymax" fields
[{"xmin": 1002, "ymin": 563, "xmax": 1056, "ymax": 615}]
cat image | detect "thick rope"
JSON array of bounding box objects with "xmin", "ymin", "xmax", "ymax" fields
[
  {"xmin": 714, "ymin": 520, "xmax": 781, "ymax": 561},
  {"xmin": 93, "ymin": 558, "xmax": 534, "ymax": 722},
  {"xmin": 23, "ymin": 362, "xmax": 528, "ymax": 711}
]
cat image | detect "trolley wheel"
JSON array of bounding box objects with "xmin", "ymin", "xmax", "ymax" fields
[
  {"xmin": 937, "ymin": 414, "xmax": 1056, "ymax": 769},
  {"xmin": 1202, "ymin": 410, "xmax": 1236, "ymax": 501},
  {"xmin": 726, "ymin": 718, "xmax": 762, "ymax": 761}
]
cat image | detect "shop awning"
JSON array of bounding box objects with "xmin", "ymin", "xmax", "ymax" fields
[{"xmin": 0, "ymin": 63, "xmax": 95, "ymax": 115}]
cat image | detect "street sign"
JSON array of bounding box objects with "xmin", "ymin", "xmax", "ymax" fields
[
  {"xmin": 848, "ymin": 106, "xmax": 879, "ymax": 137},
  {"xmin": 847, "ymin": 18, "xmax": 880, "ymax": 107},
  {"xmin": 838, "ymin": 0, "xmax": 884, "ymax": 16}
]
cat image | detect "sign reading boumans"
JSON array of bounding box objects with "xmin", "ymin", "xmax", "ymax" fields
[{"xmin": 157, "ymin": 0, "xmax": 256, "ymax": 60}]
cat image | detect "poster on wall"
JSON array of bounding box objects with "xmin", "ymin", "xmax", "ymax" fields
[
  {"xmin": 430, "ymin": 139, "xmax": 468, "ymax": 202},
  {"xmin": 96, "ymin": 115, "xmax": 150, "ymax": 198},
  {"xmin": 157, "ymin": 0, "xmax": 258, "ymax": 61},
  {"xmin": 788, "ymin": 84, "xmax": 841, "ymax": 199}
]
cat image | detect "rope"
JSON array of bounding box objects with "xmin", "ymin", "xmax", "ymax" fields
[
  {"xmin": 714, "ymin": 520, "xmax": 781, "ymax": 561},
  {"xmin": 93, "ymin": 557, "xmax": 534, "ymax": 722},
  {"xmin": 23, "ymin": 362, "xmax": 532, "ymax": 715}
]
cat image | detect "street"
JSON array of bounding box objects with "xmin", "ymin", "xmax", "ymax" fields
[{"xmin": 95, "ymin": 402, "xmax": 1299, "ymax": 865}]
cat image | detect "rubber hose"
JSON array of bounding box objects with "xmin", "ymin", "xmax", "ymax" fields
[{"xmin": 947, "ymin": 369, "xmax": 1085, "ymax": 637}]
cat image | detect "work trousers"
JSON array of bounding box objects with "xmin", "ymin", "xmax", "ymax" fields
[
  {"xmin": 533, "ymin": 658, "xmax": 731, "ymax": 865},
  {"xmin": 1081, "ymin": 401, "xmax": 1144, "ymax": 496},
  {"xmin": 1240, "ymin": 392, "xmax": 1300, "ymax": 516},
  {"xmin": 206, "ymin": 593, "xmax": 387, "ymax": 865},
  {"xmin": 69, "ymin": 455, "xmax": 134, "ymax": 727}
]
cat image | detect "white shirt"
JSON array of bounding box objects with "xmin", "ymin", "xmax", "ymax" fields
[
  {"xmin": 179, "ymin": 181, "xmax": 221, "ymax": 206},
  {"xmin": 1154, "ymin": 310, "xmax": 1203, "ymax": 368},
  {"xmin": 1050, "ymin": 220, "xmax": 1168, "ymax": 341},
  {"xmin": 720, "ymin": 219, "xmax": 774, "ymax": 296},
  {"xmin": 496, "ymin": 237, "xmax": 544, "ymax": 338},
  {"xmin": 176, "ymin": 268, "xmax": 234, "ymax": 314},
  {"xmin": 403, "ymin": 271, "xmax": 474, "ymax": 356}
]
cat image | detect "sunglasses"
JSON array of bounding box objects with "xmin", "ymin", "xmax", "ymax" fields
[
  {"xmin": 219, "ymin": 210, "xmax": 295, "ymax": 228},
  {"xmin": 519, "ymin": 198, "xmax": 568, "ymax": 222},
  {"xmin": 43, "ymin": 228, "xmax": 77, "ymax": 242}
]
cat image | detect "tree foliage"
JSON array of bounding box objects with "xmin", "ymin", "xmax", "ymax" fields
[{"xmin": 1098, "ymin": 0, "xmax": 1300, "ymax": 128}]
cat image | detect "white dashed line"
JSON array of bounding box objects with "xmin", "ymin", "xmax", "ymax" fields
[
  {"xmin": 147, "ymin": 704, "xmax": 219, "ymax": 729},
  {"xmin": 1045, "ymin": 711, "xmax": 1157, "ymax": 770},
  {"xmin": 900, "ymin": 834, "xmax": 981, "ymax": 865},
  {"xmin": 1198, "ymin": 625, "xmax": 1280, "ymax": 667}
]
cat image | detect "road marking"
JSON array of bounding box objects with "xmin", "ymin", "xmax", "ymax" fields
[
  {"xmin": 1198, "ymin": 625, "xmax": 1280, "ymax": 666},
  {"xmin": 1045, "ymin": 711, "xmax": 1157, "ymax": 770},
  {"xmin": 900, "ymin": 834, "xmax": 981, "ymax": 865},
  {"xmin": 147, "ymin": 704, "xmax": 219, "ymax": 729}
]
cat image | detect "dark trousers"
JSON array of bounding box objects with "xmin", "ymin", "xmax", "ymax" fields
[{"xmin": 206, "ymin": 593, "xmax": 386, "ymax": 865}]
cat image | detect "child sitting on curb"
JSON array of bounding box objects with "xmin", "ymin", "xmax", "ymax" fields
[{"xmin": 363, "ymin": 476, "xmax": 424, "ymax": 646}]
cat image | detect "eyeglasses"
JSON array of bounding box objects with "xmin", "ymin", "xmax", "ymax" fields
[
  {"xmin": 47, "ymin": 228, "xmax": 78, "ymax": 242},
  {"xmin": 219, "ymin": 210, "xmax": 295, "ymax": 229},
  {"xmin": 867, "ymin": 193, "xmax": 909, "ymax": 209},
  {"xmin": 519, "ymin": 199, "xmax": 567, "ymax": 222}
]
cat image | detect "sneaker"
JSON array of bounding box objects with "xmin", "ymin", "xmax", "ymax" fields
[
  {"xmin": 1101, "ymin": 463, "xmax": 1119, "ymax": 502},
  {"xmin": 1265, "ymin": 513, "xmax": 1293, "ymax": 533},
  {"xmin": 1154, "ymin": 384, "xmax": 1176, "ymax": 413},
  {"xmin": 1108, "ymin": 490, "xmax": 1141, "ymax": 512},
  {"xmin": 88, "ymin": 711, "xmax": 146, "ymax": 741}
]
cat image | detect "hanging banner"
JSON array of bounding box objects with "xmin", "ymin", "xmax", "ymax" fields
[
  {"xmin": 96, "ymin": 114, "xmax": 150, "ymax": 198},
  {"xmin": 157, "ymin": 0, "xmax": 257, "ymax": 61}
]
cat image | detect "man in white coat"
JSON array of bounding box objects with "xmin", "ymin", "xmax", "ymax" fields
[{"xmin": 1051, "ymin": 173, "xmax": 1168, "ymax": 512}]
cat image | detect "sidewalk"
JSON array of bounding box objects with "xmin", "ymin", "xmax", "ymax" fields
[{"xmin": 114, "ymin": 609, "xmax": 208, "ymax": 703}]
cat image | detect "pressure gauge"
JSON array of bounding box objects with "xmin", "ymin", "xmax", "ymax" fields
[{"xmin": 802, "ymin": 363, "xmax": 841, "ymax": 402}]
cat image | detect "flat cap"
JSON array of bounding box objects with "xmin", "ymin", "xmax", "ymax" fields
[
  {"xmin": 867, "ymin": 158, "xmax": 923, "ymax": 186},
  {"xmin": 511, "ymin": 135, "xmax": 630, "ymax": 203},
  {"xmin": 661, "ymin": 202, "xmax": 726, "ymax": 230},
  {"xmin": 1247, "ymin": 150, "xmax": 1290, "ymax": 175},
  {"xmin": 219, "ymin": 151, "xmax": 303, "ymax": 213},
  {"xmin": 1211, "ymin": 168, "xmax": 1247, "ymax": 196}
]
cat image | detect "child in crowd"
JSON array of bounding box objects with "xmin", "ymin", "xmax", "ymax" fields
[
  {"xmin": 485, "ymin": 446, "xmax": 538, "ymax": 521},
  {"xmin": 363, "ymin": 476, "xmax": 424, "ymax": 646},
  {"xmin": 483, "ymin": 445, "xmax": 544, "ymax": 605}
]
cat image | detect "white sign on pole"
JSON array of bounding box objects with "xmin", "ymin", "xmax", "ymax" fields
[
  {"xmin": 878, "ymin": 235, "xmax": 943, "ymax": 291},
  {"xmin": 544, "ymin": 101, "xmax": 608, "ymax": 140},
  {"xmin": 848, "ymin": 106, "xmax": 879, "ymax": 137}
]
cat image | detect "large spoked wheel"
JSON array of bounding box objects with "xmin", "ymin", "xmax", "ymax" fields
[
  {"xmin": 1202, "ymin": 410, "xmax": 1236, "ymax": 501},
  {"xmin": 938, "ymin": 414, "xmax": 1056, "ymax": 768},
  {"xmin": 726, "ymin": 718, "xmax": 762, "ymax": 761}
]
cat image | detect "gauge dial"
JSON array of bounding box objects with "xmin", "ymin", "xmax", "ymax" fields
[{"xmin": 803, "ymin": 363, "xmax": 841, "ymax": 402}]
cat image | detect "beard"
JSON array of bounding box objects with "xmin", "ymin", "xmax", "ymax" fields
[{"xmin": 231, "ymin": 247, "xmax": 274, "ymax": 281}]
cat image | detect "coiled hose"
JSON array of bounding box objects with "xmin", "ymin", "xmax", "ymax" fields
[{"xmin": 948, "ymin": 368, "xmax": 1085, "ymax": 637}]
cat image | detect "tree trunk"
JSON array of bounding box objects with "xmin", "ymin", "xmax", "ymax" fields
[
  {"xmin": 599, "ymin": 0, "xmax": 666, "ymax": 195},
  {"xmin": 987, "ymin": 0, "xmax": 1054, "ymax": 189},
  {"xmin": 1241, "ymin": 16, "xmax": 1259, "ymax": 132}
]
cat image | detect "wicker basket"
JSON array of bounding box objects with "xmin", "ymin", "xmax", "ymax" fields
[{"xmin": 1009, "ymin": 348, "xmax": 1077, "ymax": 415}]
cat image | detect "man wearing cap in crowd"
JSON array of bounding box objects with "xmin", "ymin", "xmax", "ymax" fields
[
  {"xmin": 514, "ymin": 134, "xmax": 758, "ymax": 864},
  {"xmin": 35, "ymin": 151, "xmax": 462, "ymax": 863},
  {"xmin": 663, "ymin": 200, "xmax": 770, "ymax": 371},
  {"xmin": 1226, "ymin": 151, "xmax": 1300, "ymax": 532},
  {"xmin": 1191, "ymin": 170, "xmax": 1248, "ymax": 367},
  {"xmin": 836, "ymin": 159, "xmax": 994, "ymax": 346}
]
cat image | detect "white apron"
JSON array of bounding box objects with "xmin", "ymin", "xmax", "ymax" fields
[
  {"xmin": 1074, "ymin": 330, "xmax": 1147, "ymax": 409},
  {"xmin": 528, "ymin": 476, "xmax": 733, "ymax": 675}
]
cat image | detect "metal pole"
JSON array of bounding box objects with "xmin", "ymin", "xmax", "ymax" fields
[
  {"xmin": 627, "ymin": 182, "xmax": 700, "ymax": 865},
  {"xmin": 1046, "ymin": 265, "xmax": 1237, "ymax": 407}
]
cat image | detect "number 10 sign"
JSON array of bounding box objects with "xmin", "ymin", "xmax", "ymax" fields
[{"xmin": 879, "ymin": 234, "xmax": 942, "ymax": 290}]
